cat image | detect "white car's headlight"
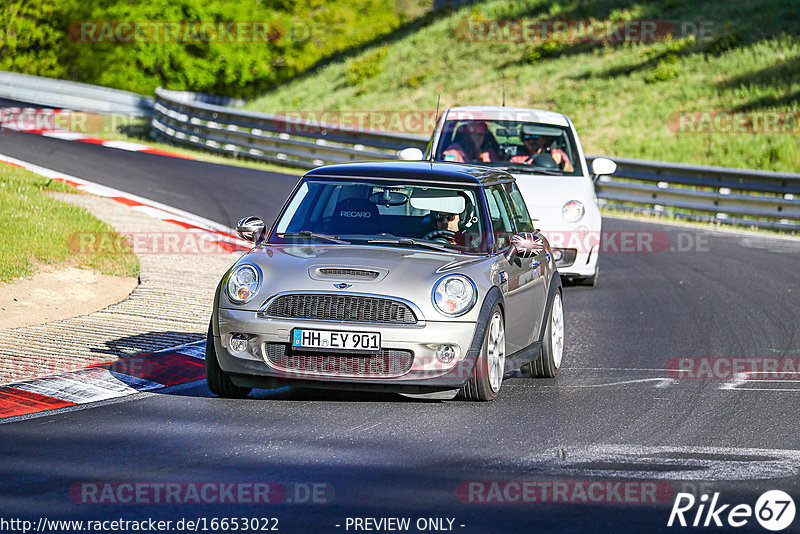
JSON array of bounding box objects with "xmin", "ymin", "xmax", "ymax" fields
[
  {"xmin": 226, "ymin": 263, "xmax": 261, "ymax": 304},
  {"xmin": 432, "ymin": 275, "xmax": 476, "ymax": 317},
  {"xmin": 562, "ymin": 200, "xmax": 585, "ymax": 223}
]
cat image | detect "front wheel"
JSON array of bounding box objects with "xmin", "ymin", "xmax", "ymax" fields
[
  {"xmin": 576, "ymin": 266, "xmax": 599, "ymax": 287},
  {"xmin": 459, "ymin": 305, "xmax": 505, "ymax": 401},
  {"xmin": 205, "ymin": 320, "xmax": 252, "ymax": 398},
  {"xmin": 521, "ymin": 290, "xmax": 564, "ymax": 378}
]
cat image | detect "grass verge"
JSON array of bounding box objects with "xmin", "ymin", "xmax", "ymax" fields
[
  {"xmin": 0, "ymin": 162, "xmax": 140, "ymax": 283},
  {"xmin": 245, "ymin": 0, "xmax": 800, "ymax": 172}
]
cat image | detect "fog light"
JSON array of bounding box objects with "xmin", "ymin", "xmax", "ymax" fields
[
  {"xmin": 552, "ymin": 249, "xmax": 564, "ymax": 261},
  {"xmin": 229, "ymin": 333, "xmax": 249, "ymax": 353},
  {"xmin": 436, "ymin": 344, "xmax": 456, "ymax": 363}
]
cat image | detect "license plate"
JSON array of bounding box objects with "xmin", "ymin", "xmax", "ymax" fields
[{"xmin": 291, "ymin": 328, "xmax": 381, "ymax": 352}]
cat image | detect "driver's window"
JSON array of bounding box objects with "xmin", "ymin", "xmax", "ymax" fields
[{"xmin": 486, "ymin": 185, "xmax": 515, "ymax": 251}]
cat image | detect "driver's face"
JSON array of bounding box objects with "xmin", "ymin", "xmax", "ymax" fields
[
  {"xmin": 435, "ymin": 212, "xmax": 460, "ymax": 232},
  {"xmin": 524, "ymin": 136, "xmax": 550, "ymax": 153},
  {"xmin": 467, "ymin": 123, "xmax": 488, "ymax": 146}
]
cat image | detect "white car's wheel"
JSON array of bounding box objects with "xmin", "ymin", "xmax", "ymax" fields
[{"xmin": 577, "ymin": 265, "xmax": 599, "ymax": 287}]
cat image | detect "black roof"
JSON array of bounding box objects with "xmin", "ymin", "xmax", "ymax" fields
[{"xmin": 303, "ymin": 160, "xmax": 513, "ymax": 186}]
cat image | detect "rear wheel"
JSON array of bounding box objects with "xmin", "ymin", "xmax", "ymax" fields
[
  {"xmin": 521, "ymin": 290, "xmax": 564, "ymax": 378},
  {"xmin": 459, "ymin": 305, "xmax": 505, "ymax": 401},
  {"xmin": 205, "ymin": 320, "xmax": 252, "ymax": 398}
]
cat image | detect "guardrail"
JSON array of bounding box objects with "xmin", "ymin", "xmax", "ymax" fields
[
  {"xmin": 151, "ymin": 87, "xmax": 428, "ymax": 169},
  {"xmin": 1, "ymin": 71, "xmax": 796, "ymax": 232},
  {"xmin": 0, "ymin": 71, "xmax": 152, "ymax": 116},
  {"xmin": 591, "ymin": 156, "xmax": 800, "ymax": 231},
  {"xmin": 151, "ymin": 87, "xmax": 800, "ymax": 231}
]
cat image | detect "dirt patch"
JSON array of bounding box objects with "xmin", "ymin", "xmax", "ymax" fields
[{"xmin": 0, "ymin": 264, "xmax": 138, "ymax": 329}]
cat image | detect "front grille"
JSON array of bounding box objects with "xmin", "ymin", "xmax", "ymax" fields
[
  {"xmin": 264, "ymin": 294, "xmax": 418, "ymax": 324},
  {"xmin": 263, "ymin": 343, "xmax": 413, "ymax": 377},
  {"xmin": 317, "ymin": 268, "xmax": 379, "ymax": 280}
]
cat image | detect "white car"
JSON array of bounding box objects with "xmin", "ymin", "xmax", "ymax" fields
[{"xmin": 400, "ymin": 106, "xmax": 616, "ymax": 286}]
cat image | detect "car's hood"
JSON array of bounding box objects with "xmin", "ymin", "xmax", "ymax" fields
[
  {"xmin": 221, "ymin": 244, "xmax": 491, "ymax": 312},
  {"xmin": 510, "ymin": 173, "xmax": 597, "ymax": 208},
  {"xmin": 253, "ymin": 243, "xmax": 483, "ymax": 274}
]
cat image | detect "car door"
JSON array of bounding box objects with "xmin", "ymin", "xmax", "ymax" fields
[
  {"xmin": 486, "ymin": 184, "xmax": 541, "ymax": 354},
  {"xmin": 502, "ymin": 181, "xmax": 549, "ymax": 345}
]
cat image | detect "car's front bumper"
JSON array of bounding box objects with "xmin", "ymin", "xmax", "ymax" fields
[
  {"xmin": 214, "ymin": 308, "xmax": 481, "ymax": 391},
  {"xmin": 554, "ymin": 246, "xmax": 598, "ymax": 277}
]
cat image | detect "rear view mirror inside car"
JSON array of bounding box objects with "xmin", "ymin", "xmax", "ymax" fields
[{"xmin": 409, "ymin": 189, "xmax": 466, "ymax": 214}]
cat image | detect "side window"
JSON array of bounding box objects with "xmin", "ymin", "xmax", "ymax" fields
[
  {"xmin": 504, "ymin": 182, "xmax": 535, "ymax": 233},
  {"xmin": 486, "ymin": 185, "xmax": 515, "ymax": 250}
]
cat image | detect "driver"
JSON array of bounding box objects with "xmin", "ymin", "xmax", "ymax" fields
[
  {"xmin": 510, "ymin": 128, "xmax": 574, "ymax": 172},
  {"xmin": 430, "ymin": 211, "xmax": 460, "ymax": 244},
  {"xmin": 442, "ymin": 121, "xmax": 499, "ymax": 163}
]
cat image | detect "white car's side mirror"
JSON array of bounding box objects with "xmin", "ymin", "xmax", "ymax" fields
[
  {"xmin": 398, "ymin": 147, "xmax": 424, "ymax": 161},
  {"xmin": 590, "ymin": 157, "xmax": 617, "ymax": 182}
]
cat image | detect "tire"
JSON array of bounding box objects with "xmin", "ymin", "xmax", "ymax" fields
[
  {"xmin": 205, "ymin": 320, "xmax": 252, "ymax": 398},
  {"xmin": 521, "ymin": 289, "xmax": 564, "ymax": 378},
  {"xmin": 459, "ymin": 305, "xmax": 505, "ymax": 401},
  {"xmin": 577, "ymin": 266, "xmax": 599, "ymax": 287}
]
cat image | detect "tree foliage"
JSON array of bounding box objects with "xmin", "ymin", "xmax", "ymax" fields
[{"xmin": 0, "ymin": 0, "xmax": 404, "ymax": 98}]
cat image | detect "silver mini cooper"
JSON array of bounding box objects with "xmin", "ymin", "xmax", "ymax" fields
[{"xmin": 207, "ymin": 161, "xmax": 564, "ymax": 401}]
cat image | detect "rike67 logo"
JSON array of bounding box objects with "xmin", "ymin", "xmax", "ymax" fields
[{"xmin": 668, "ymin": 490, "xmax": 796, "ymax": 531}]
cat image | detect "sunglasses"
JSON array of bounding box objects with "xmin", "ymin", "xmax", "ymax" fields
[{"xmin": 435, "ymin": 213, "xmax": 457, "ymax": 222}]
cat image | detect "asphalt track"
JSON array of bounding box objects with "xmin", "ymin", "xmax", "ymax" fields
[{"xmin": 1, "ymin": 131, "xmax": 800, "ymax": 533}]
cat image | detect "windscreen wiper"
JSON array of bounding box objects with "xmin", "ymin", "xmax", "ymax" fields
[
  {"xmin": 367, "ymin": 238, "xmax": 457, "ymax": 253},
  {"xmin": 277, "ymin": 231, "xmax": 350, "ymax": 244},
  {"xmin": 502, "ymin": 163, "xmax": 564, "ymax": 175}
]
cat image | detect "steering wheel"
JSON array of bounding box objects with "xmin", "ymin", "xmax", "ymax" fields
[
  {"xmin": 532, "ymin": 152, "xmax": 561, "ymax": 169},
  {"xmin": 423, "ymin": 229, "xmax": 455, "ymax": 242}
]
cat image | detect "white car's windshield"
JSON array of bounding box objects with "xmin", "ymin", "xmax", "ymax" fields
[
  {"xmin": 271, "ymin": 178, "xmax": 490, "ymax": 254},
  {"xmin": 434, "ymin": 119, "xmax": 582, "ymax": 175}
]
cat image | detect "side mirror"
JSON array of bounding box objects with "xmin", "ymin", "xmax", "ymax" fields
[
  {"xmin": 236, "ymin": 216, "xmax": 266, "ymax": 243},
  {"xmin": 590, "ymin": 157, "xmax": 617, "ymax": 183},
  {"xmin": 505, "ymin": 232, "xmax": 544, "ymax": 261},
  {"xmin": 397, "ymin": 147, "xmax": 424, "ymax": 161}
]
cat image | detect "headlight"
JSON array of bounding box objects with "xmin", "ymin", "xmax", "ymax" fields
[
  {"xmin": 562, "ymin": 200, "xmax": 585, "ymax": 223},
  {"xmin": 432, "ymin": 275, "xmax": 476, "ymax": 317},
  {"xmin": 226, "ymin": 263, "xmax": 261, "ymax": 304}
]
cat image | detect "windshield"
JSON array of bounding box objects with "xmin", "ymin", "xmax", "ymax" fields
[
  {"xmin": 434, "ymin": 119, "xmax": 582, "ymax": 175},
  {"xmin": 270, "ymin": 178, "xmax": 490, "ymax": 254}
]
